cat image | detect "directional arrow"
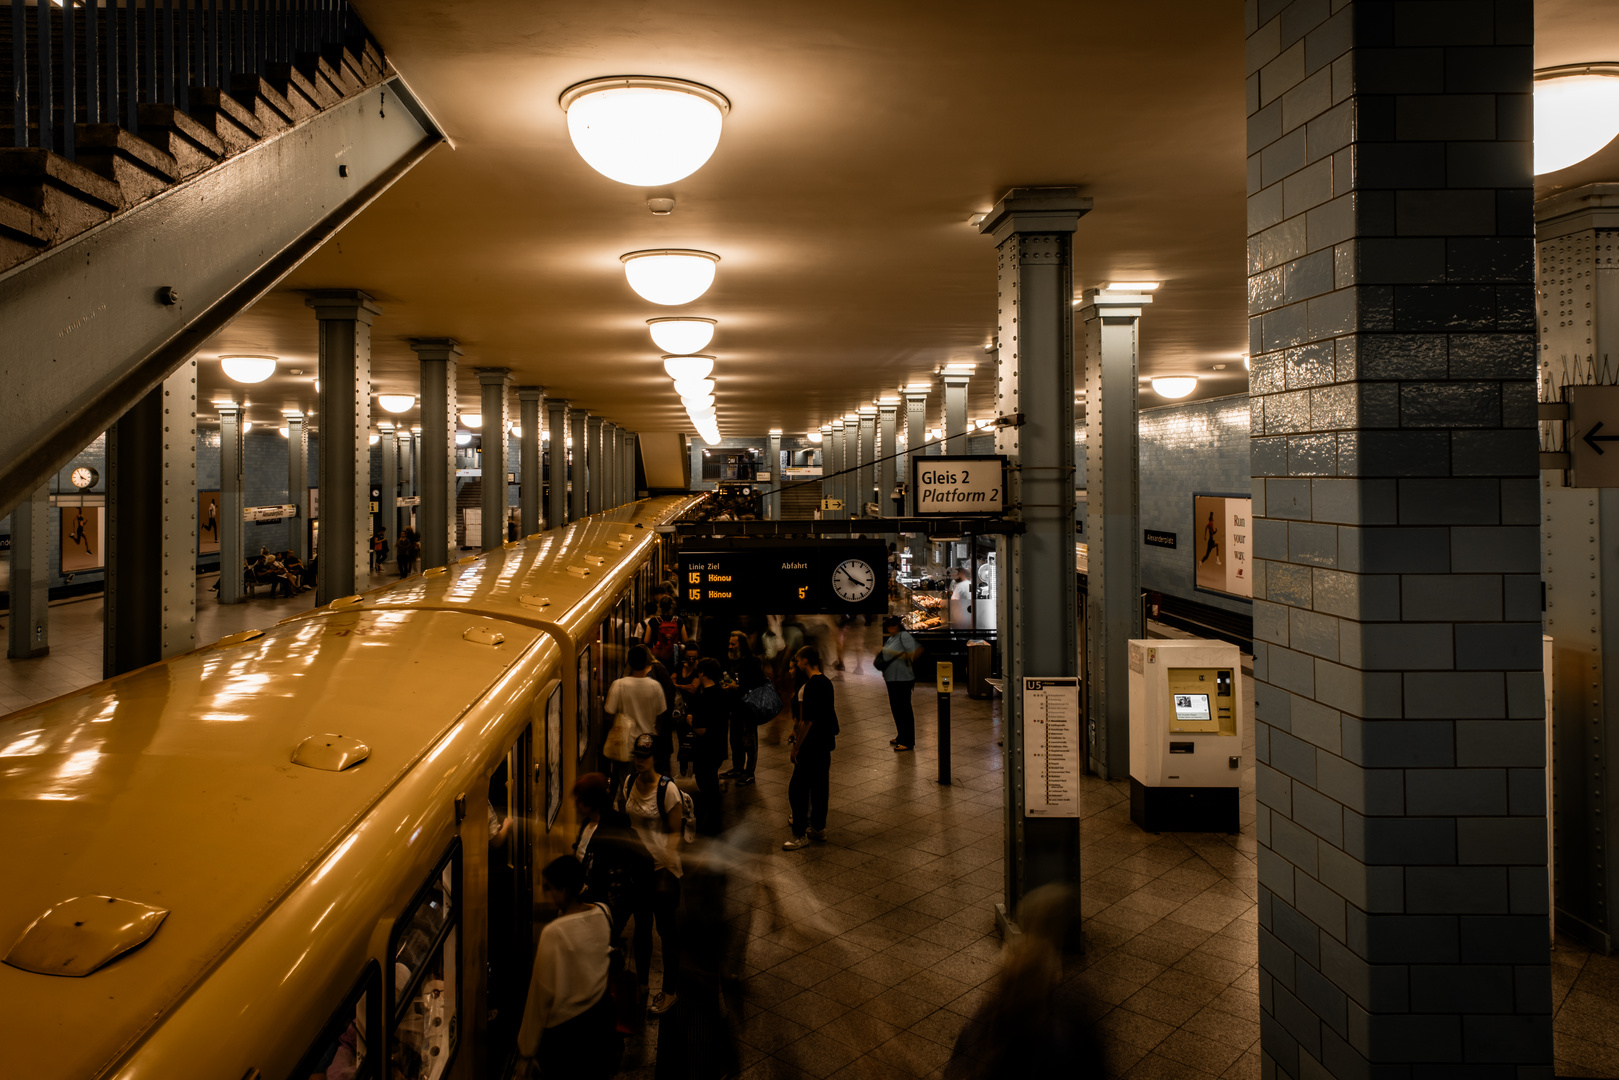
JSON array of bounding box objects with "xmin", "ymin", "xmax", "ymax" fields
[{"xmin": 1586, "ymin": 420, "xmax": 1619, "ymax": 456}]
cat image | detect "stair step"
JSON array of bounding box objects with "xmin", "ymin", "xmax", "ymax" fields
[
  {"xmin": 177, "ymin": 87, "xmax": 264, "ymax": 154},
  {"xmin": 131, "ymin": 103, "xmax": 226, "ymax": 179},
  {"xmin": 293, "ymin": 51, "xmax": 347, "ymax": 108},
  {"xmin": 0, "ymin": 192, "xmax": 52, "ymax": 273},
  {"xmin": 74, "ymin": 125, "xmax": 180, "ymax": 210},
  {"xmin": 319, "ymin": 44, "xmax": 367, "ymax": 97},
  {"xmin": 0, "ymin": 148, "xmax": 120, "ymax": 246},
  {"xmin": 263, "ymin": 62, "xmax": 323, "ymax": 124},
  {"xmin": 228, "ymin": 75, "xmax": 296, "ymax": 135},
  {"xmin": 354, "ymin": 38, "xmax": 388, "ymax": 84}
]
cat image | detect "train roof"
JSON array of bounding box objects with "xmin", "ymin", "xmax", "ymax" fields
[{"xmin": 0, "ymin": 496, "xmax": 696, "ymax": 1080}]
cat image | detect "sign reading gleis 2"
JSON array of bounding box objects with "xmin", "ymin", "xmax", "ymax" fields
[{"xmin": 911, "ymin": 455, "xmax": 1007, "ymax": 516}]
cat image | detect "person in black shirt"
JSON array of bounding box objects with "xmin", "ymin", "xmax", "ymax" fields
[
  {"xmin": 570, "ymin": 772, "xmax": 653, "ymax": 936},
  {"xmin": 784, "ymin": 646, "xmax": 838, "ymax": 850},
  {"xmin": 721, "ymin": 631, "xmax": 764, "ymax": 784},
  {"xmin": 684, "ymin": 658, "xmax": 730, "ymax": 835}
]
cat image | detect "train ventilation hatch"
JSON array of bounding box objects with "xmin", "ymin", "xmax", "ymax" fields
[
  {"xmin": 216, "ymin": 629, "xmax": 265, "ymax": 647},
  {"xmin": 519, "ymin": 595, "xmax": 551, "ymax": 610},
  {"xmin": 4, "ymin": 895, "xmax": 169, "ymax": 977},
  {"xmin": 292, "ymin": 734, "xmax": 371, "ymax": 772},
  {"xmin": 463, "ymin": 627, "xmax": 505, "ymax": 647},
  {"xmin": 327, "ymin": 595, "xmax": 364, "ymax": 610}
]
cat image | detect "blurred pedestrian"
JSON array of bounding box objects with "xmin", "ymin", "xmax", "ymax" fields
[
  {"xmin": 515, "ymin": 856, "xmax": 616, "ymax": 1080},
  {"xmin": 783, "ymin": 646, "xmax": 838, "ymax": 850},
  {"xmin": 875, "ymin": 615, "xmax": 922, "ymax": 751}
]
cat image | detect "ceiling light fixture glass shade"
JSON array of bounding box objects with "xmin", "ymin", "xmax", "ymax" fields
[
  {"xmin": 807, "ymin": 431, "xmax": 823, "ymax": 443},
  {"xmin": 220, "ymin": 354, "xmax": 278, "ymax": 384},
  {"xmin": 461, "ymin": 413, "xmax": 483, "ymax": 429},
  {"xmin": 560, "ymin": 76, "xmax": 731, "ymax": 187},
  {"xmin": 1534, "ymin": 68, "xmax": 1619, "ymax": 173},
  {"xmin": 683, "ymin": 398, "xmax": 716, "ymax": 413},
  {"xmin": 510, "ymin": 427, "xmax": 523, "ymax": 438},
  {"xmin": 663, "ymin": 355, "xmax": 715, "ymax": 381},
  {"xmin": 700, "ymin": 429, "xmax": 723, "ymax": 447},
  {"xmin": 368, "ymin": 434, "xmax": 380, "ymax": 446},
  {"xmin": 278, "ymin": 427, "xmax": 289, "ymax": 437},
  {"xmin": 622, "ymin": 249, "xmax": 720, "ymax": 306},
  {"xmin": 672, "ymin": 378, "xmax": 716, "ymax": 399},
  {"xmin": 377, "ymin": 394, "xmax": 416, "ymax": 414},
  {"xmin": 649, "ymin": 317, "xmax": 717, "ymax": 354},
  {"xmin": 1151, "ymin": 376, "xmax": 1198, "ymax": 399},
  {"xmin": 455, "ymin": 431, "xmax": 473, "ymax": 447}
]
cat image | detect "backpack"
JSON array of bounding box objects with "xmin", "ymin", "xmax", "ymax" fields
[
  {"xmin": 622, "ymin": 774, "xmax": 697, "ymax": 845},
  {"xmin": 743, "ymin": 681, "xmax": 784, "ymax": 725},
  {"xmin": 650, "ymin": 619, "xmax": 680, "ymax": 664}
]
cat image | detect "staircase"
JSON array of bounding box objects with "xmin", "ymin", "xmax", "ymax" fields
[
  {"xmin": 456, "ymin": 478, "xmax": 482, "ymax": 549},
  {"xmin": 0, "ymin": 1, "xmax": 445, "ymax": 520},
  {"xmin": 781, "ymin": 478, "xmax": 823, "ymax": 520}
]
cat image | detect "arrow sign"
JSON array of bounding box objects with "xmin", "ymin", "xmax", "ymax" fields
[{"xmin": 1586, "ymin": 420, "xmax": 1619, "ymax": 456}]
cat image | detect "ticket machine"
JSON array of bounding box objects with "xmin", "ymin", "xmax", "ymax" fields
[{"xmin": 1128, "ymin": 638, "xmax": 1243, "ymax": 833}]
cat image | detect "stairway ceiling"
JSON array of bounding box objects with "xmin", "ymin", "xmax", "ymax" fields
[{"xmin": 192, "ymin": 0, "xmax": 1619, "ymax": 442}]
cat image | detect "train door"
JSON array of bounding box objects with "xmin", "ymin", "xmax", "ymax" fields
[{"xmin": 483, "ymin": 724, "xmax": 535, "ymax": 1073}]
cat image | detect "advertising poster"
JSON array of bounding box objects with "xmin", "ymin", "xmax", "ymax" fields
[
  {"xmin": 546, "ymin": 685, "xmax": 563, "ymax": 832},
  {"xmin": 577, "ymin": 645, "xmax": 593, "ymax": 765},
  {"xmin": 198, "ymin": 491, "xmax": 222, "ymax": 554},
  {"xmin": 1193, "ymin": 494, "xmax": 1252, "ymax": 599},
  {"xmin": 60, "ymin": 505, "xmax": 104, "ymax": 572}
]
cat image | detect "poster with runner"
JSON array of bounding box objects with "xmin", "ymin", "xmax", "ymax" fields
[
  {"xmin": 60, "ymin": 505, "xmax": 104, "ymax": 572},
  {"xmin": 197, "ymin": 491, "xmax": 221, "ymax": 554},
  {"xmin": 1192, "ymin": 495, "xmax": 1252, "ymax": 599}
]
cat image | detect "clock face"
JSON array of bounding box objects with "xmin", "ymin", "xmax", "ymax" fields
[
  {"xmin": 70, "ymin": 466, "xmax": 98, "ymax": 489},
  {"xmin": 830, "ymin": 558, "xmax": 876, "ymax": 603}
]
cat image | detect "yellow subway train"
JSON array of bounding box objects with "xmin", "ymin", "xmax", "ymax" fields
[{"xmin": 0, "ymin": 495, "xmax": 701, "ymax": 1080}]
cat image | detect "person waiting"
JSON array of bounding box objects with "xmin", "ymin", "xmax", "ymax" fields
[
  {"xmin": 618, "ymin": 734, "xmax": 684, "ymax": 1018},
  {"xmin": 515, "ymin": 856, "xmax": 616, "ymax": 1079},
  {"xmin": 783, "ymin": 646, "xmax": 839, "ymax": 850}
]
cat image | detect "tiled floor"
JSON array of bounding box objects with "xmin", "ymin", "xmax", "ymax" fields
[{"xmin": 1554, "ymin": 933, "xmax": 1619, "ymax": 1077}]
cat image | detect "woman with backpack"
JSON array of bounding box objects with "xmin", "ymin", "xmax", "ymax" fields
[
  {"xmin": 647, "ymin": 597, "xmax": 684, "ymax": 667},
  {"xmin": 620, "ymin": 733, "xmax": 688, "ymax": 1018}
]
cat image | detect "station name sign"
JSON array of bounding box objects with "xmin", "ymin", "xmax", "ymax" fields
[
  {"xmin": 910, "ymin": 455, "xmax": 1007, "ymax": 517},
  {"xmin": 679, "ymin": 539, "xmax": 888, "ymax": 615}
]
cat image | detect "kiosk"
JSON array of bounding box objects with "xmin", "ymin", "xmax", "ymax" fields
[{"xmin": 1128, "ymin": 638, "xmax": 1243, "ymax": 833}]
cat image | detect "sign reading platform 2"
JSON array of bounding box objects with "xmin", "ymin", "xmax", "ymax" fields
[
  {"xmin": 911, "ymin": 455, "xmax": 1007, "ymax": 516},
  {"xmin": 679, "ymin": 539, "xmax": 888, "ymax": 615}
]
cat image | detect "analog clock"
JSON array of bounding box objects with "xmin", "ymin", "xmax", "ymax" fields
[
  {"xmin": 70, "ymin": 466, "xmax": 99, "ymax": 489},
  {"xmin": 830, "ymin": 558, "xmax": 876, "ymax": 603}
]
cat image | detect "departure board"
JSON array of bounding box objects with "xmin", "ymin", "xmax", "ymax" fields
[{"xmin": 679, "ymin": 540, "xmax": 887, "ymax": 615}]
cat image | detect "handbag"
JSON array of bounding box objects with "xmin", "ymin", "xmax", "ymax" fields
[
  {"xmin": 743, "ymin": 681, "xmax": 784, "ymax": 724},
  {"xmin": 604, "ymin": 719, "xmax": 632, "ymax": 760}
]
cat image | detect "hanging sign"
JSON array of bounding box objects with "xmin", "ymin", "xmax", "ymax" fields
[
  {"xmin": 243, "ymin": 504, "xmax": 296, "ymax": 522},
  {"xmin": 679, "ymin": 539, "xmax": 887, "ymax": 615},
  {"xmin": 1023, "ymin": 677, "xmax": 1081, "ymax": 818},
  {"xmin": 911, "ymin": 455, "xmax": 1007, "ymax": 516}
]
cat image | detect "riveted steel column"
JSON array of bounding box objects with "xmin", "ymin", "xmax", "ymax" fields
[
  {"xmin": 379, "ymin": 422, "xmax": 397, "ymax": 561},
  {"xmin": 843, "ymin": 419, "xmax": 860, "ymax": 520},
  {"xmin": 623, "ymin": 432, "xmax": 638, "ymax": 503},
  {"xmin": 1080, "ymin": 290, "xmax": 1149, "ymax": 781},
  {"xmin": 858, "ymin": 407, "xmax": 877, "ymax": 518},
  {"xmin": 308, "ymin": 292, "xmax": 379, "ymax": 603},
  {"xmin": 105, "ymin": 361, "xmax": 198, "ymax": 676},
  {"xmin": 979, "ymin": 186, "xmax": 1091, "ymax": 926},
  {"xmin": 412, "ymin": 338, "xmax": 460, "ymax": 569},
  {"xmin": 827, "ymin": 421, "xmax": 845, "ymax": 518},
  {"xmin": 287, "ymin": 412, "xmax": 308, "ymax": 564},
  {"xmin": 398, "ymin": 422, "xmax": 414, "ymax": 507},
  {"xmin": 476, "ymin": 368, "xmax": 511, "ymax": 550},
  {"xmin": 943, "ymin": 373, "xmax": 970, "ymax": 456},
  {"xmin": 217, "ymin": 402, "xmax": 246, "ymax": 605},
  {"xmin": 602, "ymin": 422, "xmax": 619, "ymax": 509},
  {"xmin": 689, "ymin": 436, "xmax": 705, "ymax": 492},
  {"xmin": 585, "ymin": 415, "xmax": 604, "ymax": 516},
  {"xmin": 768, "ymin": 430, "xmax": 783, "ymax": 520},
  {"xmin": 518, "ymin": 387, "xmax": 543, "ymax": 535},
  {"xmin": 903, "ymin": 389, "xmax": 928, "ymax": 563},
  {"xmin": 570, "ymin": 411, "xmax": 590, "ymax": 521},
  {"xmin": 546, "ymin": 398, "xmax": 569, "ymax": 527},
  {"xmin": 877, "ymin": 405, "xmax": 898, "ymax": 518},
  {"xmin": 6, "ymin": 483, "xmax": 49, "ymax": 658}
]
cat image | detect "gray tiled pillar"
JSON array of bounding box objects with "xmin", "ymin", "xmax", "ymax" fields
[
  {"xmin": 6, "ymin": 483, "xmax": 49, "ymax": 658},
  {"xmin": 1245, "ymin": 4, "xmax": 1546, "ymax": 1076},
  {"xmin": 623, "ymin": 432, "xmax": 637, "ymax": 503},
  {"xmin": 477, "ymin": 368, "xmax": 511, "ymax": 550}
]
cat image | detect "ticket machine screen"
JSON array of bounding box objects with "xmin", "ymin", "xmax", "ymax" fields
[{"xmin": 1174, "ymin": 693, "xmax": 1212, "ymax": 722}]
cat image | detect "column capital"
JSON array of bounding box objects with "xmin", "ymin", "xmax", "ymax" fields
[
  {"xmin": 378, "ymin": 420, "xmax": 396, "ymax": 434},
  {"xmin": 902, "ymin": 387, "xmax": 930, "ymax": 402},
  {"xmin": 517, "ymin": 385, "xmax": 546, "ymax": 401},
  {"xmin": 1076, "ymin": 288, "xmax": 1153, "ymax": 321},
  {"xmin": 216, "ymin": 401, "xmax": 243, "ymax": 417},
  {"xmin": 409, "ymin": 338, "xmax": 463, "ymax": 362},
  {"xmin": 878, "ymin": 401, "xmax": 899, "ymax": 415},
  {"xmin": 476, "ymin": 367, "xmax": 513, "ymax": 386},
  {"xmin": 305, "ymin": 290, "xmax": 381, "ymax": 323},
  {"xmin": 858, "ymin": 405, "xmax": 878, "ymax": 418},
  {"xmin": 585, "ymin": 414, "xmax": 603, "ymax": 429},
  {"xmin": 978, "ymin": 186, "xmax": 1092, "ymax": 243}
]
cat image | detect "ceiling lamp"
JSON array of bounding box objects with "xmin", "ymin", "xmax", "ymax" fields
[
  {"xmin": 461, "ymin": 413, "xmax": 483, "ymax": 429},
  {"xmin": 455, "ymin": 431, "xmax": 473, "ymax": 447},
  {"xmin": 663, "ymin": 354, "xmax": 715, "ymax": 381},
  {"xmin": 1534, "ymin": 66, "xmax": 1619, "ymax": 174},
  {"xmin": 649, "ymin": 317, "xmax": 717, "ymax": 354},
  {"xmin": 622, "ymin": 249, "xmax": 719, "ymax": 306},
  {"xmin": 278, "ymin": 427, "xmax": 289, "ymax": 438},
  {"xmin": 700, "ymin": 429, "xmax": 723, "ymax": 447},
  {"xmin": 378, "ymin": 394, "xmax": 416, "ymax": 414},
  {"xmin": 1151, "ymin": 376, "xmax": 1198, "ymax": 399},
  {"xmin": 510, "ymin": 426, "xmax": 523, "ymax": 438},
  {"xmin": 560, "ymin": 76, "xmax": 730, "ymax": 187},
  {"xmin": 220, "ymin": 354, "xmax": 277, "ymax": 384},
  {"xmin": 807, "ymin": 431, "xmax": 823, "ymax": 443},
  {"xmin": 368, "ymin": 434, "xmax": 380, "ymax": 446},
  {"xmin": 672, "ymin": 378, "xmax": 716, "ymax": 399}
]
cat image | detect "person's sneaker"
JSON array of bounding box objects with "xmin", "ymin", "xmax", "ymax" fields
[
  {"xmin": 648, "ymin": 990, "xmax": 678, "ymax": 1016},
  {"xmin": 834, "ymin": 660, "xmax": 846, "ymax": 671},
  {"xmin": 782, "ymin": 835, "xmax": 812, "ymax": 851},
  {"xmin": 720, "ymin": 769, "xmax": 740, "ymax": 779},
  {"xmin": 737, "ymin": 774, "xmax": 756, "ymax": 785},
  {"xmin": 806, "ymin": 828, "xmax": 826, "ymax": 841},
  {"xmin": 894, "ymin": 744, "xmax": 913, "ymax": 752}
]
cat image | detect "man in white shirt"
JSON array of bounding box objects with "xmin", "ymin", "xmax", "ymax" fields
[{"xmin": 604, "ymin": 645, "xmax": 670, "ymax": 790}]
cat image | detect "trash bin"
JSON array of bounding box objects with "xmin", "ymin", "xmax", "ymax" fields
[{"xmin": 966, "ymin": 640, "xmax": 992, "ymax": 699}]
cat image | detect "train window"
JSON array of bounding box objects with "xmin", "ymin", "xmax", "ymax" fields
[
  {"xmin": 389, "ymin": 844, "xmax": 461, "ymax": 1080},
  {"xmin": 288, "ymin": 961, "xmax": 380, "ymax": 1080}
]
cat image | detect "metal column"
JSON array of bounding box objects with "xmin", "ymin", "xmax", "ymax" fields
[
  {"xmin": 105, "ymin": 362, "xmax": 198, "ymax": 676},
  {"xmin": 546, "ymin": 398, "xmax": 569, "ymax": 527},
  {"xmin": 689, "ymin": 436, "xmax": 705, "ymax": 492},
  {"xmin": 412, "ymin": 338, "xmax": 461, "ymax": 569},
  {"xmin": 6, "ymin": 484, "xmax": 49, "ymax": 658},
  {"xmin": 379, "ymin": 422, "xmax": 397, "ymax": 561},
  {"xmin": 518, "ymin": 386, "xmax": 543, "ymax": 536},
  {"xmin": 842, "ymin": 418, "xmax": 859, "ymax": 520},
  {"xmin": 477, "ymin": 368, "xmax": 511, "ymax": 549},
  {"xmin": 570, "ymin": 411, "xmax": 589, "ymax": 521},
  {"xmin": 601, "ymin": 422, "xmax": 618, "ymax": 509},
  {"xmin": 768, "ymin": 430, "xmax": 783, "ymax": 520},
  {"xmin": 623, "ymin": 432, "xmax": 638, "ymax": 503},
  {"xmin": 585, "ymin": 415, "xmax": 604, "ymax": 516},
  {"xmin": 877, "ymin": 404, "xmax": 898, "ymax": 517},
  {"xmin": 904, "ymin": 389, "xmax": 928, "ymax": 566},
  {"xmin": 287, "ymin": 412, "xmax": 308, "ymax": 564},
  {"xmin": 827, "ymin": 421, "xmax": 845, "ymax": 518},
  {"xmin": 858, "ymin": 406, "xmax": 877, "ymax": 518},
  {"xmin": 398, "ymin": 422, "xmax": 414, "ymax": 509},
  {"xmin": 1080, "ymin": 289, "xmax": 1149, "ymax": 780},
  {"xmin": 943, "ymin": 372, "xmax": 970, "ymax": 455},
  {"xmin": 979, "ymin": 187, "xmax": 1091, "ymax": 927},
  {"xmin": 217, "ymin": 402, "xmax": 246, "ymax": 604},
  {"xmin": 308, "ymin": 291, "xmax": 379, "ymax": 604}
]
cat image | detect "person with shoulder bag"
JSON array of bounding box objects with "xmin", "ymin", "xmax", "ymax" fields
[
  {"xmin": 618, "ymin": 734, "xmax": 690, "ymax": 1018},
  {"xmin": 875, "ymin": 615, "xmax": 923, "ymax": 751},
  {"xmin": 515, "ymin": 857, "xmax": 617, "ymax": 1080}
]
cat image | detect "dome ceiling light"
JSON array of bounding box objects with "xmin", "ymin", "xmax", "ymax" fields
[
  {"xmin": 672, "ymin": 378, "xmax": 716, "ymax": 399},
  {"xmin": 663, "ymin": 354, "xmax": 715, "ymax": 381},
  {"xmin": 560, "ymin": 76, "xmax": 731, "ymax": 187},
  {"xmin": 649, "ymin": 317, "xmax": 717, "ymax": 354},
  {"xmin": 455, "ymin": 431, "xmax": 473, "ymax": 447},
  {"xmin": 1534, "ymin": 65, "xmax": 1619, "ymax": 174},
  {"xmin": 220, "ymin": 355, "xmax": 278, "ymax": 384},
  {"xmin": 807, "ymin": 431, "xmax": 823, "ymax": 443},
  {"xmin": 377, "ymin": 394, "xmax": 416, "ymax": 414},
  {"xmin": 1150, "ymin": 376, "xmax": 1198, "ymax": 399},
  {"xmin": 461, "ymin": 413, "xmax": 483, "ymax": 429},
  {"xmin": 622, "ymin": 249, "xmax": 720, "ymax": 306}
]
